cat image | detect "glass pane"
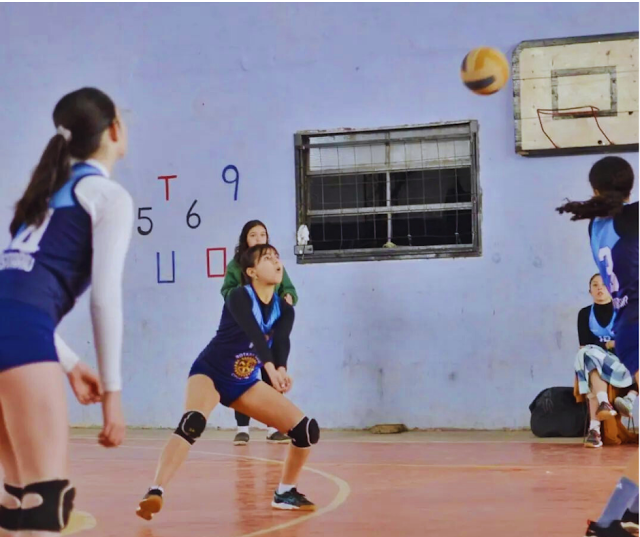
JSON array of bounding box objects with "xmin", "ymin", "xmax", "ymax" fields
[
  {"xmin": 310, "ymin": 173, "xmax": 387, "ymax": 211},
  {"xmin": 391, "ymin": 210, "xmax": 473, "ymax": 247},
  {"xmin": 309, "ymin": 214, "xmax": 388, "ymax": 251},
  {"xmin": 390, "ymin": 168, "xmax": 471, "ymax": 206}
]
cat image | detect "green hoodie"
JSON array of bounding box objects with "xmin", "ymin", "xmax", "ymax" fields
[{"xmin": 220, "ymin": 258, "xmax": 299, "ymax": 305}]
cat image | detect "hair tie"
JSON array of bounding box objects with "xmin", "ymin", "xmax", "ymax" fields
[{"xmin": 56, "ymin": 125, "xmax": 72, "ymax": 142}]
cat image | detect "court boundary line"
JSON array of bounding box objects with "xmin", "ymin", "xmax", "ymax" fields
[
  {"xmin": 68, "ymin": 434, "xmax": 592, "ymax": 445},
  {"xmin": 69, "ymin": 440, "xmax": 351, "ymax": 537}
]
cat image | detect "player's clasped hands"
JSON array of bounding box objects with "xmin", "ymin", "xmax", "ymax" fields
[{"xmin": 264, "ymin": 362, "xmax": 293, "ymax": 394}]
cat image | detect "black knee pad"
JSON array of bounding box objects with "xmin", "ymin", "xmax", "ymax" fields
[
  {"xmin": 174, "ymin": 410, "xmax": 207, "ymax": 445},
  {"xmin": 3, "ymin": 484, "xmax": 23, "ymax": 501},
  {"xmin": 288, "ymin": 417, "xmax": 320, "ymax": 448},
  {"xmin": 0, "ymin": 483, "xmax": 24, "ymax": 531},
  {"xmin": 20, "ymin": 479, "xmax": 75, "ymax": 532}
]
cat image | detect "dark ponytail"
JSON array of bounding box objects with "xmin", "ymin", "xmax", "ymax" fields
[
  {"xmin": 556, "ymin": 156, "xmax": 634, "ymax": 221},
  {"xmin": 10, "ymin": 87, "xmax": 116, "ymax": 236},
  {"xmin": 10, "ymin": 134, "xmax": 71, "ymax": 236}
]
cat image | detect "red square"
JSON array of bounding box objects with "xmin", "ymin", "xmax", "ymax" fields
[{"xmin": 206, "ymin": 248, "xmax": 227, "ymax": 278}]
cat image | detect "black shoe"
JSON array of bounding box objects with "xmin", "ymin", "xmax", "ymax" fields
[
  {"xmin": 621, "ymin": 509, "xmax": 639, "ymax": 530},
  {"xmin": 586, "ymin": 519, "xmax": 634, "ymax": 536},
  {"xmin": 234, "ymin": 432, "xmax": 250, "ymax": 446},
  {"xmin": 272, "ymin": 488, "xmax": 316, "ymax": 511},
  {"xmin": 136, "ymin": 488, "xmax": 163, "ymax": 521},
  {"xmin": 266, "ymin": 431, "xmax": 291, "ymax": 444}
]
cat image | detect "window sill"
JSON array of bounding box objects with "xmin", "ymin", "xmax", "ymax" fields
[{"xmin": 294, "ymin": 244, "xmax": 482, "ymax": 264}]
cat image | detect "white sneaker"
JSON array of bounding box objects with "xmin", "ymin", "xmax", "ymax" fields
[{"xmin": 614, "ymin": 396, "xmax": 634, "ymax": 418}]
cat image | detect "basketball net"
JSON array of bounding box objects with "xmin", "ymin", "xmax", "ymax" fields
[{"xmin": 536, "ymin": 106, "xmax": 615, "ymax": 149}]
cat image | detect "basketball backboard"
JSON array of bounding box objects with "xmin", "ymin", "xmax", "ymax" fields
[{"xmin": 513, "ymin": 32, "xmax": 638, "ymax": 157}]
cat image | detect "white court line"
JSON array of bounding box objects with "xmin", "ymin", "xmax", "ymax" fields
[{"xmin": 69, "ymin": 440, "xmax": 351, "ymax": 537}]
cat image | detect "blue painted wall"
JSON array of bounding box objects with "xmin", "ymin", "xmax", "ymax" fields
[{"xmin": 0, "ymin": 3, "xmax": 637, "ymax": 428}]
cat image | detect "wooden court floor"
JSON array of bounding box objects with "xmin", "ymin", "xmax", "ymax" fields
[{"xmin": 8, "ymin": 429, "xmax": 637, "ymax": 537}]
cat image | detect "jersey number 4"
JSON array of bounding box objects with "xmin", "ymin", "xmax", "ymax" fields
[
  {"xmin": 598, "ymin": 247, "xmax": 620, "ymax": 294},
  {"xmin": 8, "ymin": 209, "xmax": 54, "ymax": 254}
]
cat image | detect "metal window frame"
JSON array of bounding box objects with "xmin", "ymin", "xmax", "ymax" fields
[{"xmin": 294, "ymin": 120, "xmax": 482, "ymax": 264}]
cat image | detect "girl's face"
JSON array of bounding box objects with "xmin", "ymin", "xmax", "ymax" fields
[
  {"xmin": 246, "ymin": 225, "xmax": 268, "ymax": 248},
  {"xmin": 590, "ymin": 275, "xmax": 611, "ymax": 304},
  {"xmin": 248, "ymin": 249, "xmax": 283, "ymax": 285}
]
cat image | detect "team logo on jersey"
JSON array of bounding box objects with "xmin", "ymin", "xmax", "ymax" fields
[
  {"xmin": 0, "ymin": 252, "xmax": 35, "ymax": 272},
  {"xmin": 233, "ymin": 353, "xmax": 259, "ymax": 379}
]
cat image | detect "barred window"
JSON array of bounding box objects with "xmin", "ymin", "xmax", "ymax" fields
[{"xmin": 294, "ymin": 121, "xmax": 481, "ymax": 263}]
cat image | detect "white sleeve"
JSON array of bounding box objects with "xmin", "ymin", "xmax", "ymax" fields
[
  {"xmin": 54, "ymin": 332, "xmax": 80, "ymax": 373},
  {"xmin": 75, "ymin": 175, "xmax": 134, "ymax": 392}
]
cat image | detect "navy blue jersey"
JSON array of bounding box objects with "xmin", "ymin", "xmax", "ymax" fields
[
  {"xmin": 0, "ymin": 162, "xmax": 102, "ymax": 323},
  {"xmin": 590, "ymin": 202, "xmax": 639, "ymax": 327},
  {"xmin": 199, "ymin": 286, "xmax": 283, "ymax": 381}
]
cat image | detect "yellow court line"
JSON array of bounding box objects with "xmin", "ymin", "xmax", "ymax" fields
[
  {"xmin": 70, "ymin": 441, "xmax": 351, "ymax": 537},
  {"xmin": 61, "ymin": 511, "xmax": 96, "ymax": 535},
  {"xmin": 308, "ymin": 462, "xmax": 627, "ymax": 471}
]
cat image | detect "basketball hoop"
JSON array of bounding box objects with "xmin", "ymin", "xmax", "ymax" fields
[{"xmin": 536, "ymin": 106, "xmax": 615, "ymax": 149}]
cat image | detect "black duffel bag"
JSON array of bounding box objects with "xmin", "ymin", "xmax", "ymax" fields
[{"xmin": 529, "ymin": 386, "xmax": 588, "ymax": 438}]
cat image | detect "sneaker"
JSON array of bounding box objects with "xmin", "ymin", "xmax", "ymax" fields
[
  {"xmin": 585, "ymin": 429, "xmax": 603, "ymax": 448},
  {"xmin": 596, "ymin": 401, "xmax": 618, "ymax": 421},
  {"xmin": 136, "ymin": 488, "xmax": 163, "ymax": 521},
  {"xmin": 272, "ymin": 488, "xmax": 316, "ymax": 511},
  {"xmin": 621, "ymin": 509, "xmax": 639, "ymax": 531},
  {"xmin": 233, "ymin": 432, "xmax": 250, "ymax": 446},
  {"xmin": 614, "ymin": 396, "xmax": 634, "ymax": 418},
  {"xmin": 266, "ymin": 431, "xmax": 291, "ymax": 444},
  {"xmin": 586, "ymin": 520, "xmax": 635, "ymax": 536}
]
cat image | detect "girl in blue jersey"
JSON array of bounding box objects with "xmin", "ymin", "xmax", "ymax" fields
[
  {"xmin": 136, "ymin": 244, "xmax": 319, "ymax": 520},
  {"xmin": 558, "ymin": 156, "xmax": 638, "ymax": 537},
  {"xmin": 222, "ymin": 219, "xmax": 298, "ymax": 445},
  {"xmin": 0, "ymin": 88, "xmax": 133, "ymax": 536}
]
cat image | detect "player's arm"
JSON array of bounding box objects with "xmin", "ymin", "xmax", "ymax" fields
[
  {"xmin": 76, "ymin": 176, "xmax": 134, "ymax": 393},
  {"xmin": 55, "ymin": 332, "xmax": 103, "ymax": 405},
  {"xmin": 55, "ymin": 332, "xmax": 80, "ymax": 373},
  {"xmin": 577, "ymin": 308, "xmax": 591, "ymax": 348},
  {"xmin": 76, "ymin": 175, "xmax": 133, "ymax": 447},
  {"xmin": 271, "ymin": 301, "xmax": 295, "ymax": 370}
]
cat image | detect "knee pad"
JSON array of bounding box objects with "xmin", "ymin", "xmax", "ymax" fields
[
  {"xmin": 288, "ymin": 417, "xmax": 320, "ymax": 448},
  {"xmin": 174, "ymin": 410, "xmax": 207, "ymax": 445},
  {"xmin": 0, "ymin": 483, "xmax": 24, "ymax": 531},
  {"xmin": 20, "ymin": 479, "xmax": 75, "ymax": 532}
]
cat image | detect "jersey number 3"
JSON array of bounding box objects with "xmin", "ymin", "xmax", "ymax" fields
[
  {"xmin": 8, "ymin": 209, "xmax": 54, "ymax": 254},
  {"xmin": 598, "ymin": 247, "xmax": 620, "ymax": 294}
]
